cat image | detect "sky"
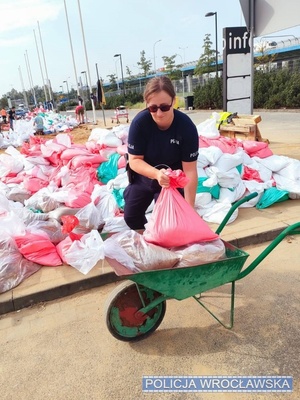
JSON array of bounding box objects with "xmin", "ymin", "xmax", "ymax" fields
[{"xmin": 1, "ymin": 0, "xmax": 300, "ymax": 99}]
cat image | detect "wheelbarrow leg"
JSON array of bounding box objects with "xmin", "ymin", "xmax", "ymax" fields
[{"xmin": 193, "ymin": 281, "xmax": 236, "ymax": 329}]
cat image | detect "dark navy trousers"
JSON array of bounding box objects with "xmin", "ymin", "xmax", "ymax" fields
[
  {"xmin": 123, "ymin": 175, "xmax": 161, "ymax": 230},
  {"xmin": 123, "ymin": 174, "xmax": 184, "ymax": 230}
]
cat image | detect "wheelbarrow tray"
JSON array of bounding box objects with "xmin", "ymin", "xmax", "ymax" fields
[{"xmin": 126, "ymin": 241, "xmax": 249, "ymax": 300}]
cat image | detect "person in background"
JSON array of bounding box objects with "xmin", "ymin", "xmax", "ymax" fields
[
  {"xmin": 75, "ymin": 104, "xmax": 85, "ymax": 124},
  {"xmin": 123, "ymin": 75, "xmax": 199, "ymax": 230},
  {"xmin": 78, "ymin": 95, "xmax": 83, "ymax": 106},
  {"xmin": 1, "ymin": 108, "xmax": 7, "ymax": 124},
  {"xmin": 8, "ymin": 107, "xmax": 16, "ymax": 130},
  {"xmin": 33, "ymin": 112, "xmax": 45, "ymax": 135}
]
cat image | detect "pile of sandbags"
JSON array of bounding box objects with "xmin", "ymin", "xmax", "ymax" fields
[{"xmin": 1, "ymin": 117, "xmax": 300, "ymax": 291}]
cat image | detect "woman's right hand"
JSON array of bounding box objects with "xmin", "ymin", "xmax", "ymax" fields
[{"xmin": 156, "ymin": 168, "xmax": 170, "ymax": 188}]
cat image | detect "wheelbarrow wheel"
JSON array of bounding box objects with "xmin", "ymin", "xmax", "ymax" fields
[{"xmin": 105, "ymin": 281, "xmax": 166, "ymax": 342}]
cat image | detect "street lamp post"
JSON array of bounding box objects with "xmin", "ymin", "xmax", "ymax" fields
[
  {"xmin": 176, "ymin": 53, "xmax": 185, "ymax": 99},
  {"xmin": 63, "ymin": 80, "xmax": 70, "ymax": 103},
  {"xmin": 114, "ymin": 59, "xmax": 120, "ymax": 91},
  {"xmin": 179, "ymin": 46, "xmax": 188, "ymax": 63},
  {"xmin": 114, "ymin": 54, "xmax": 125, "ymax": 97},
  {"xmin": 205, "ymin": 12, "xmax": 218, "ymax": 78},
  {"xmin": 153, "ymin": 39, "xmax": 162, "ymax": 76},
  {"xmin": 60, "ymin": 85, "xmax": 63, "ymax": 93},
  {"xmin": 81, "ymin": 71, "xmax": 89, "ymax": 99}
]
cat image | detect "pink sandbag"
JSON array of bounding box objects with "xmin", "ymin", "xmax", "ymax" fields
[
  {"xmin": 242, "ymin": 141, "xmax": 273, "ymax": 158},
  {"xmin": 116, "ymin": 144, "xmax": 127, "ymax": 155},
  {"xmin": 22, "ymin": 175, "xmax": 49, "ymax": 194},
  {"xmin": 143, "ymin": 169, "xmax": 219, "ymax": 248},
  {"xmin": 64, "ymin": 189, "xmax": 92, "ymax": 208},
  {"xmin": 56, "ymin": 236, "xmax": 72, "ymax": 264},
  {"xmin": 199, "ymin": 136, "xmax": 241, "ymax": 154},
  {"xmin": 118, "ymin": 155, "xmax": 126, "ymax": 169},
  {"xmin": 242, "ymin": 166, "xmax": 263, "ymax": 182},
  {"xmin": 69, "ymin": 154, "xmax": 106, "ymax": 169},
  {"xmin": 60, "ymin": 146, "xmax": 89, "ymax": 161},
  {"xmin": 14, "ymin": 232, "xmax": 62, "ymax": 266}
]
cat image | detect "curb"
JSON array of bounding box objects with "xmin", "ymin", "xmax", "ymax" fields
[{"xmin": 0, "ymin": 226, "xmax": 286, "ymax": 316}]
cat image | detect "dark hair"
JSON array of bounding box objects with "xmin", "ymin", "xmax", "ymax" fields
[{"xmin": 143, "ymin": 76, "xmax": 176, "ymax": 102}]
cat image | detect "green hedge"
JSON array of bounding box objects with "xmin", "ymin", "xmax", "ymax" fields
[{"xmin": 193, "ymin": 68, "xmax": 300, "ymax": 110}]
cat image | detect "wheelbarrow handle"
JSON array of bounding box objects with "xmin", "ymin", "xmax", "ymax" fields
[
  {"xmin": 215, "ymin": 192, "xmax": 258, "ymax": 235},
  {"xmin": 237, "ymin": 221, "xmax": 300, "ymax": 280}
]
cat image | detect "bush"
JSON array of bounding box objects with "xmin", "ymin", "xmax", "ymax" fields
[
  {"xmin": 193, "ymin": 77, "xmax": 222, "ymax": 109},
  {"xmin": 193, "ymin": 68, "xmax": 300, "ymax": 110}
]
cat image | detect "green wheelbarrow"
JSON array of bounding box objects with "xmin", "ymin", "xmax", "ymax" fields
[{"xmin": 104, "ymin": 192, "xmax": 300, "ymax": 341}]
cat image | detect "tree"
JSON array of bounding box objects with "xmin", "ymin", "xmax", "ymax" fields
[
  {"xmin": 107, "ymin": 74, "xmax": 118, "ymax": 91},
  {"xmin": 194, "ymin": 34, "xmax": 216, "ymax": 77},
  {"xmin": 126, "ymin": 66, "xmax": 133, "ymax": 80},
  {"xmin": 161, "ymin": 55, "xmax": 181, "ymax": 80},
  {"xmin": 137, "ymin": 50, "xmax": 152, "ymax": 76},
  {"xmin": 255, "ymin": 42, "xmax": 277, "ymax": 72}
]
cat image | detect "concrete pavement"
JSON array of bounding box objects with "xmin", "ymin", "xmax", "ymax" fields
[
  {"xmin": 0, "ymin": 110, "xmax": 300, "ymax": 316},
  {"xmin": 0, "ymin": 238, "xmax": 299, "ymax": 400}
]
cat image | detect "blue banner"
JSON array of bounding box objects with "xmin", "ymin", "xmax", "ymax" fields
[{"xmin": 142, "ymin": 376, "xmax": 293, "ymax": 393}]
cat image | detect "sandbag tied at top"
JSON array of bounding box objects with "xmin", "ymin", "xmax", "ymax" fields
[{"xmin": 143, "ymin": 169, "xmax": 219, "ymax": 248}]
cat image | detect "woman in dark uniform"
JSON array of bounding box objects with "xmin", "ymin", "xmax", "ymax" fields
[{"xmin": 124, "ymin": 76, "xmax": 199, "ymax": 230}]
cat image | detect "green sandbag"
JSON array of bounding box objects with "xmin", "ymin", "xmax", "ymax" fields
[
  {"xmin": 97, "ymin": 153, "xmax": 120, "ymax": 184},
  {"xmin": 197, "ymin": 177, "xmax": 220, "ymax": 199},
  {"xmin": 112, "ymin": 188, "xmax": 125, "ymax": 210},
  {"xmin": 256, "ymin": 187, "xmax": 289, "ymax": 209}
]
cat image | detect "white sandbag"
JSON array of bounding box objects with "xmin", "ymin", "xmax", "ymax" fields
[
  {"xmin": 48, "ymin": 205, "xmax": 80, "ymax": 221},
  {"xmin": 102, "ymin": 215, "xmax": 128, "ymax": 233},
  {"xmin": 239, "ymin": 180, "xmax": 270, "ymax": 207},
  {"xmin": 198, "ymin": 146, "xmax": 223, "ymax": 166},
  {"xmin": 273, "ymin": 173, "xmax": 300, "ymax": 195},
  {"xmin": 197, "ymin": 167, "xmax": 207, "ymax": 177},
  {"xmin": 240, "ymin": 150, "xmax": 253, "ymax": 165},
  {"xmin": 195, "ymin": 192, "xmax": 212, "ymax": 207},
  {"xmin": 61, "ymin": 230, "xmax": 105, "ymax": 275},
  {"xmin": 0, "ymin": 210, "xmax": 26, "ymax": 237},
  {"xmin": 88, "ymin": 128, "xmax": 110, "ymax": 142},
  {"xmin": 75, "ymin": 184, "xmax": 118, "ymax": 229},
  {"xmin": 196, "ymin": 113, "xmax": 220, "ymax": 138},
  {"xmin": 244, "ymin": 158, "xmax": 273, "ymax": 182},
  {"xmin": 172, "ymin": 239, "xmax": 226, "ymax": 268},
  {"xmin": 91, "ymin": 129, "xmax": 123, "ymax": 147},
  {"xmin": 0, "ymin": 235, "xmax": 41, "ymax": 294},
  {"xmin": 0, "ymin": 153, "xmax": 24, "ymax": 176},
  {"xmin": 111, "ymin": 124, "xmax": 130, "ymax": 142},
  {"xmin": 206, "ymin": 166, "xmax": 242, "ymax": 188},
  {"xmin": 6, "ymin": 185, "xmax": 31, "ymax": 203},
  {"xmin": 104, "ymin": 230, "xmax": 180, "ymax": 272},
  {"xmin": 24, "ymin": 186, "xmax": 63, "ymax": 212},
  {"xmin": 196, "ymin": 199, "xmax": 217, "ymax": 218},
  {"xmin": 197, "ymin": 153, "xmax": 210, "ymax": 169},
  {"xmin": 214, "ymin": 152, "xmax": 244, "ymax": 172},
  {"xmin": 275, "ymin": 158, "xmax": 300, "ymax": 181},
  {"xmin": 218, "ymin": 181, "xmax": 246, "ymax": 204},
  {"xmin": 94, "ymin": 185, "xmax": 119, "ymax": 223},
  {"xmin": 253, "ymin": 154, "xmax": 290, "ymax": 172},
  {"xmin": 200, "ymin": 200, "xmax": 239, "ymax": 225},
  {"xmin": 106, "ymin": 171, "xmax": 128, "ymax": 191},
  {"xmin": 27, "ymin": 219, "xmax": 67, "ymax": 244}
]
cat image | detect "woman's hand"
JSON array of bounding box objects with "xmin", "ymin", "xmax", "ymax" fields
[{"xmin": 156, "ymin": 168, "xmax": 170, "ymax": 188}]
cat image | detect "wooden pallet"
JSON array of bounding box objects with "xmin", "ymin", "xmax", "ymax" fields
[{"xmin": 219, "ymin": 114, "xmax": 269, "ymax": 142}]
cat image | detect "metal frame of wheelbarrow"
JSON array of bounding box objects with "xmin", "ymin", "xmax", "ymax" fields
[{"xmin": 105, "ymin": 192, "xmax": 300, "ymax": 341}]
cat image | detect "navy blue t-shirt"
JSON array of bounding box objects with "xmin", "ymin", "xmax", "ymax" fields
[{"xmin": 127, "ymin": 109, "xmax": 199, "ymax": 171}]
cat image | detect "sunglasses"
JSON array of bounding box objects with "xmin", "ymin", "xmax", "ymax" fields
[{"xmin": 147, "ymin": 101, "xmax": 173, "ymax": 113}]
